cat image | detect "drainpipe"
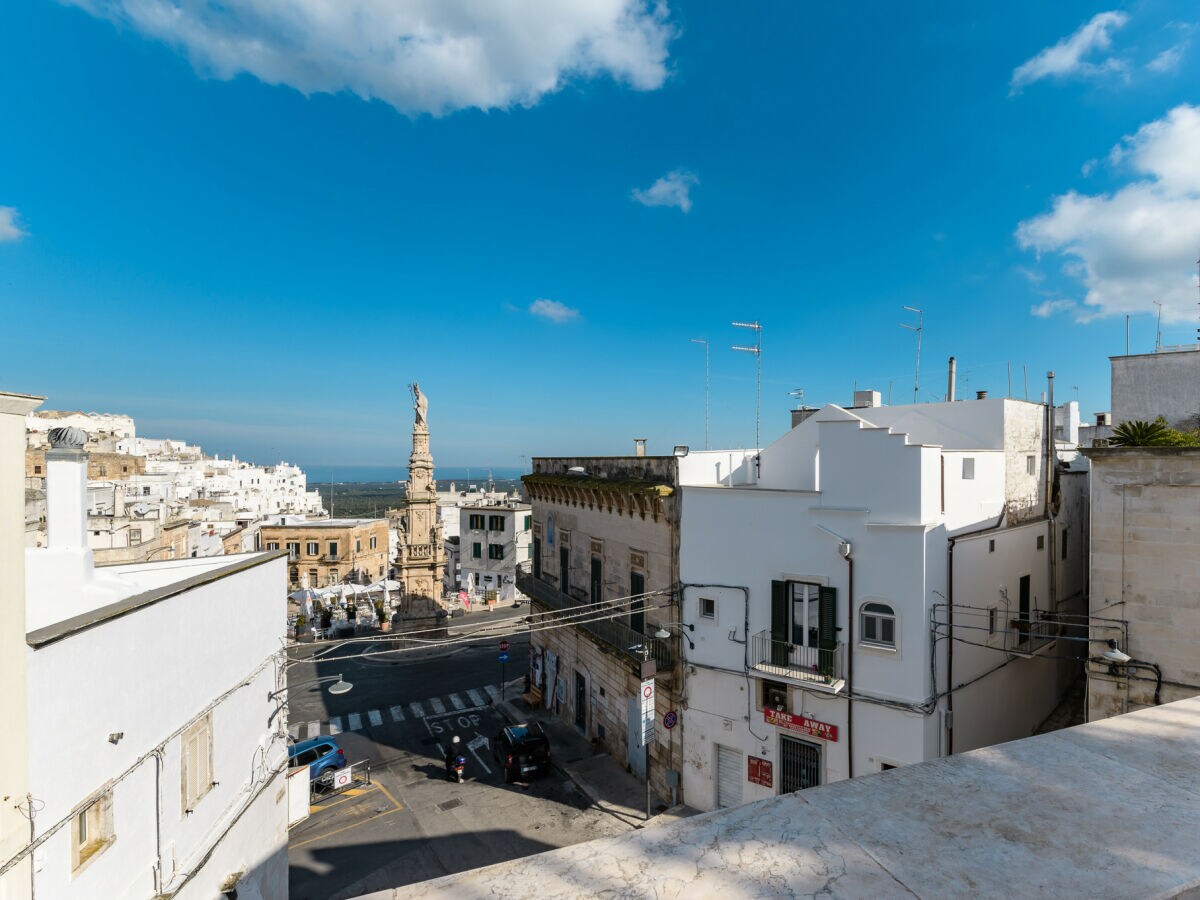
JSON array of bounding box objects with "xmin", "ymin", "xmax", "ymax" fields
[
  {"xmin": 1046, "ymin": 372, "xmax": 1057, "ymax": 611},
  {"xmin": 946, "ymin": 540, "xmax": 955, "ymax": 756},
  {"xmin": 843, "ymin": 545, "xmax": 854, "ymax": 779}
]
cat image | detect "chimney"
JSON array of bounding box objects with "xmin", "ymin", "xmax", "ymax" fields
[
  {"xmin": 976, "ymin": 390, "xmax": 988, "ymax": 400},
  {"xmin": 948, "ymin": 357, "xmax": 957, "ymax": 402},
  {"xmin": 45, "ymin": 427, "xmax": 88, "ymax": 550},
  {"xmin": 634, "ymin": 438, "xmax": 647, "ymax": 458}
]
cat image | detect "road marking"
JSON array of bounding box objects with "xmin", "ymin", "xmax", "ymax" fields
[
  {"xmin": 484, "ymin": 685, "xmax": 500, "ymax": 702},
  {"xmin": 307, "ymin": 721, "xmax": 319, "ymax": 739},
  {"xmin": 389, "ymin": 705, "xmax": 405, "ymax": 722},
  {"xmin": 347, "ymin": 713, "xmax": 363, "ymax": 731},
  {"xmin": 429, "ymin": 697, "xmax": 446, "ymax": 714},
  {"xmin": 449, "ymin": 693, "xmax": 466, "ymax": 710},
  {"xmin": 368, "ymin": 709, "xmax": 383, "ymax": 727},
  {"xmin": 291, "ymin": 808, "xmax": 403, "ymax": 849},
  {"xmin": 328, "ymin": 717, "xmax": 342, "ymax": 735},
  {"xmin": 409, "ymin": 702, "xmax": 425, "ymax": 718},
  {"xmin": 466, "ymin": 688, "xmax": 486, "ymax": 707}
]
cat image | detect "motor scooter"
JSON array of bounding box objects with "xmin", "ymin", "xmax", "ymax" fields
[{"xmin": 450, "ymin": 754, "xmax": 466, "ymax": 783}]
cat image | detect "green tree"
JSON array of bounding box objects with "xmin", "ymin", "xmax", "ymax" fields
[{"xmin": 1110, "ymin": 417, "xmax": 1200, "ymax": 447}]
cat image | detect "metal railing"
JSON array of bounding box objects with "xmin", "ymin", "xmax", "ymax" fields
[
  {"xmin": 1006, "ymin": 613, "xmax": 1059, "ymax": 655},
  {"xmin": 751, "ymin": 630, "xmax": 843, "ymax": 685},
  {"xmin": 517, "ymin": 571, "xmax": 675, "ymax": 670}
]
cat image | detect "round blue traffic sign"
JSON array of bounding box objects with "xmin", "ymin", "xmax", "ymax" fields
[
  {"xmin": 663, "ymin": 710, "xmax": 678, "ymax": 729},
  {"xmin": 498, "ymin": 652, "xmax": 510, "ymax": 663}
]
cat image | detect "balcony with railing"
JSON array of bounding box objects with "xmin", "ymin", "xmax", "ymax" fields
[
  {"xmin": 751, "ymin": 630, "xmax": 844, "ymax": 689},
  {"xmin": 1005, "ymin": 612, "xmax": 1059, "ymax": 655},
  {"xmin": 517, "ymin": 570, "xmax": 675, "ymax": 671}
]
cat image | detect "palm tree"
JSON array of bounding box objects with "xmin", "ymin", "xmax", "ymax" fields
[{"xmin": 1109, "ymin": 419, "xmax": 1171, "ymax": 447}]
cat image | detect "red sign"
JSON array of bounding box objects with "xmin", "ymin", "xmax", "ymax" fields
[
  {"xmin": 499, "ymin": 640, "xmax": 510, "ymax": 652},
  {"xmin": 747, "ymin": 756, "xmax": 773, "ymax": 787},
  {"xmin": 763, "ymin": 708, "xmax": 838, "ymax": 741}
]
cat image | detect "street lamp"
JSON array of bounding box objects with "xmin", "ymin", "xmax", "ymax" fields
[
  {"xmin": 654, "ymin": 621, "xmax": 695, "ymax": 651},
  {"xmin": 268, "ymin": 674, "xmax": 353, "ymax": 701}
]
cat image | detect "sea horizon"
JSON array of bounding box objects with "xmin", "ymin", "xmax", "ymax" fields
[{"xmin": 306, "ymin": 464, "xmax": 526, "ymax": 484}]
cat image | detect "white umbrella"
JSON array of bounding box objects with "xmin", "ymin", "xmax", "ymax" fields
[
  {"xmin": 288, "ymin": 588, "xmax": 321, "ymax": 602},
  {"xmin": 366, "ymin": 579, "xmax": 402, "ymax": 594}
]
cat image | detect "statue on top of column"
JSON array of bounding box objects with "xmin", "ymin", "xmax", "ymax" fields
[{"xmin": 411, "ymin": 383, "xmax": 428, "ymax": 430}]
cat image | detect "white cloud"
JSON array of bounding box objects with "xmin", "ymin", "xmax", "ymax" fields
[
  {"xmin": 1017, "ymin": 104, "xmax": 1200, "ymax": 323},
  {"xmin": 631, "ymin": 169, "xmax": 697, "ymax": 212},
  {"xmin": 66, "ymin": 0, "xmax": 675, "ymax": 116},
  {"xmin": 1010, "ymin": 11, "xmax": 1128, "ymax": 93},
  {"xmin": 528, "ymin": 298, "xmax": 579, "ymax": 323},
  {"xmin": 1146, "ymin": 42, "xmax": 1188, "ymax": 73},
  {"xmin": 1030, "ymin": 299, "xmax": 1079, "ymax": 318},
  {"xmin": 0, "ymin": 207, "xmax": 26, "ymax": 242}
]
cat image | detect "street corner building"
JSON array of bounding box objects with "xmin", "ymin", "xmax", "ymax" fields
[{"xmin": 0, "ymin": 391, "xmax": 290, "ymax": 900}]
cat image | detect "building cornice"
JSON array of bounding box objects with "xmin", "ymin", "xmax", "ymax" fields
[{"xmin": 522, "ymin": 474, "xmax": 673, "ymax": 521}]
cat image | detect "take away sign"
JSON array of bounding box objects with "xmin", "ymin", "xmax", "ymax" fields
[{"xmin": 763, "ymin": 708, "xmax": 838, "ymax": 742}]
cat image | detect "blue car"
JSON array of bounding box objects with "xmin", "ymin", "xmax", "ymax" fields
[{"xmin": 288, "ymin": 736, "xmax": 346, "ymax": 781}]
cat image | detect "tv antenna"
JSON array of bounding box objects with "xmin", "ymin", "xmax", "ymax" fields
[
  {"xmin": 1154, "ymin": 300, "xmax": 1163, "ymax": 352},
  {"xmin": 690, "ymin": 338, "xmax": 710, "ymax": 449},
  {"xmin": 788, "ymin": 387, "xmax": 805, "ymax": 410},
  {"xmin": 732, "ymin": 321, "xmax": 762, "ymax": 467},
  {"xmin": 900, "ymin": 306, "xmax": 924, "ymax": 404}
]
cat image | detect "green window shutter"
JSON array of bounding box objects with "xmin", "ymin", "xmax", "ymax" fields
[
  {"xmin": 771, "ymin": 580, "xmax": 789, "ymax": 665},
  {"xmin": 818, "ymin": 586, "xmax": 837, "ymax": 649}
]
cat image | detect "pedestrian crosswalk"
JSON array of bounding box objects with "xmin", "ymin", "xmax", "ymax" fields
[{"xmin": 288, "ymin": 683, "xmax": 509, "ymax": 741}]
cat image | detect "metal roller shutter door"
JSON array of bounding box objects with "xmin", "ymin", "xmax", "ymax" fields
[{"xmin": 715, "ymin": 744, "xmax": 743, "ymax": 809}]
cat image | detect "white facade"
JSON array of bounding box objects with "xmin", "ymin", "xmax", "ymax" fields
[
  {"xmin": 10, "ymin": 433, "xmax": 289, "ymax": 899},
  {"xmin": 678, "ymin": 398, "xmax": 1087, "ymax": 812},
  {"xmin": 456, "ymin": 500, "xmax": 532, "ymax": 604}
]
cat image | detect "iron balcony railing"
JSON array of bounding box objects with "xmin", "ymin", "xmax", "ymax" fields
[
  {"xmin": 517, "ymin": 571, "xmax": 675, "ymax": 671},
  {"xmin": 1006, "ymin": 612, "xmax": 1059, "ymax": 655},
  {"xmin": 751, "ymin": 630, "xmax": 843, "ymax": 686}
]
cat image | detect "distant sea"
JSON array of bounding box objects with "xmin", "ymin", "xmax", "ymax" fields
[{"xmin": 308, "ymin": 465, "xmax": 525, "ymax": 484}]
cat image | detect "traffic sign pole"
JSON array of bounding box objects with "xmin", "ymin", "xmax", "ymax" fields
[{"xmin": 498, "ymin": 642, "xmax": 511, "ymax": 704}]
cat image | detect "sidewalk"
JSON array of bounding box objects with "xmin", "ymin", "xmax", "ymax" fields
[{"xmin": 494, "ymin": 688, "xmax": 697, "ymax": 829}]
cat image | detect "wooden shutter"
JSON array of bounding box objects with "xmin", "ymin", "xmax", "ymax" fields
[
  {"xmin": 818, "ymin": 586, "xmax": 837, "ymax": 648},
  {"xmin": 771, "ymin": 580, "xmax": 789, "ymax": 665}
]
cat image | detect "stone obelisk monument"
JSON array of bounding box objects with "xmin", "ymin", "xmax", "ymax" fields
[{"xmin": 393, "ymin": 383, "xmax": 446, "ymax": 628}]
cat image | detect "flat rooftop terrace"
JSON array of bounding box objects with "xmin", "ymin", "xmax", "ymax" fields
[{"xmin": 386, "ymin": 696, "xmax": 1200, "ymax": 899}]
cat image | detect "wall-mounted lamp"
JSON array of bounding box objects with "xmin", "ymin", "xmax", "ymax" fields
[
  {"xmin": 107, "ymin": 732, "xmax": 124, "ymax": 745},
  {"xmin": 673, "ymin": 446, "xmax": 690, "ymax": 457}
]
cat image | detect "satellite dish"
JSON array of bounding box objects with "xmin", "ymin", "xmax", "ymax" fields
[{"xmin": 133, "ymin": 504, "xmax": 151, "ymax": 517}]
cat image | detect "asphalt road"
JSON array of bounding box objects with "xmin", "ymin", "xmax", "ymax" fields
[{"xmin": 287, "ymin": 611, "xmax": 629, "ymax": 899}]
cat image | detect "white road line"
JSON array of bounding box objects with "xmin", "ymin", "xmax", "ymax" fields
[
  {"xmin": 449, "ymin": 693, "xmax": 466, "ymax": 710},
  {"xmin": 368, "ymin": 709, "xmax": 383, "ymax": 727},
  {"xmin": 410, "ymin": 702, "xmax": 426, "ymax": 718},
  {"xmin": 389, "ymin": 705, "xmax": 406, "ymax": 722},
  {"xmin": 328, "ymin": 717, "xmax": 342, "ymax": 735},
  {"xmin": 484, "ymin": 684, "xmax": 500, "ymax": 701},
  {"xmin": 347, "ymin": 713, "xmax": 363, "ymax": 731},
  {"xmin": 307, "ymin": 721, "xmax": 320, "ymax": 740},
  {"xmin": 429, "ymin": 697, "xmax": 446, "ymax": 714},
  {"xmin": 466, "ymin": 688, "xmax": 486, "ymax": 707}
]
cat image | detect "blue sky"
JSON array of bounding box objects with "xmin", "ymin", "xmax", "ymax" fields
[{"xmin": 2, "ymin": 1, "xmax": 1198, "ymax": 470}]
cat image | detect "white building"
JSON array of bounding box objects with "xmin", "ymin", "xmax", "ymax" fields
[
  {"xmin": 455, "ymin": 498, "xmax": 532, "ymax": 605},
  {"xmin": 678, "ymin": 393, "xmax": 1088, "ymax": 811},
  {"xmin": 3, "ymin": 419, "xmax": 289, "ymax": 899}
]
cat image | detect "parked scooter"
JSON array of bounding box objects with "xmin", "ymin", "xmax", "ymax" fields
[
  {"xmin": 450, "ymin": 754, "xmax": 466, "ymax": 783},
  {"xmin": 445, "ymin": 734, "xmax": 466, "ymax": 783}
]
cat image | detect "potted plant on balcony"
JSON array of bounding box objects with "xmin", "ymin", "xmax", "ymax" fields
[{"xmin": 375, "ymin": 600, "xmax": 390, "ymax": 632}]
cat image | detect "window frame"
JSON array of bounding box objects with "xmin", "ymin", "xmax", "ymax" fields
[
  {"xmin": 699, "ymin": 596, "xmax": 716, "ymax": 620},
  {"xmin": 306, "ymin": 541, "xmax": 319, "ymax": 557},
  {"xmin": 181, "ymin": 712, "xmax": 214, "ymax": 814},
  {"xmin": 72, "ymin": 790, "xmax": 114, "ymax": 873},
  {"xmin": 962, "ymin": 457, "xmax": 975, "ymax": 480},
  {"xmin": 488, "ymin": 543, "xmax": 505, "ymax": 560},
  {"xmin": 859, "ymin": 601, "xmax": 898, "ymax": 651},
  {"xmin": 472, "ymin": 542, "xmax": 482, "ymax": 559}
]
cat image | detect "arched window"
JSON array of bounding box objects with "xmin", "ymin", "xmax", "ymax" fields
[{"xmin": 860, "ymin": 602, "xmax": 896, "ymax": 648}]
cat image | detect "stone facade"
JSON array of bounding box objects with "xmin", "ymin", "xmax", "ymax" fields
[
  {"xmin": 521, "ymin": 455, "xmax": 684, "ymax": 810},
  {"xmin": 259, "ymin": 518, "xmax": 389, "ymax": 587},
  {"xmin": 25, "ymin": 448, "xmax": 145, "ymax": 481},
  {"xmin": 1081, "ymin": 447, "xmax": 1200, "ymax": 720}
]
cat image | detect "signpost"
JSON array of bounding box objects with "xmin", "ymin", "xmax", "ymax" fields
[
  {"xmin": 498, "ymin": 642, "xmax": 510, "ymax": 703},
  {"xmin": 637, "ymin": 652, "xmax": 657, "ymax": 821}
]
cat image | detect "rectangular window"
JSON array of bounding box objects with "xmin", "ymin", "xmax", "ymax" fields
[
  {"xmin": 306, "ymin": 542, "xmax": 319, "ymax": 556},
  {"xmin": 488, "ymin": 543, "xmax": 504, "ymax": 560},
  {"xmin": 1037, "ymin": 535, "xmax": 1045, "ymax": 551},
  {"xmin": 472, "ymin": 542, "xmax": 482, "ymax": 559},
  {"xmin": 72, "ymin": 790, "xmax": 114, "ymax": 872},
  {"xmin": 860, "ymin": 602, "xmax": 897, "ymax": 648},
  {"xmin": 761, "ymin": 679, "xmax": 788, "ymax": 711},
  {"xmin": 266, "ymin": 541, "xmax": 280, "ymax": 551},
  {"xmin": 700, "ymin": 596, "xmax": 716, "ymax": 619},
  {"xmin": 524, "ymin": 515, "xmax": 532, "ymax": 530},
  {"xmin": 1026, "ymin": 455, "xmax": 1036, "ymax": 475},
  {"xmin": 1061, "ymin": 528, "xmax": 1068, "ymax": 560},
  {"xmin": 289, "ymin": 567, "xmax": 298, "ymax": 583},
  {"xmin": 988, "ymin": 607, "xmax": 998, "ymax": 635},
  {"xmin": 33, "ymin": 464, "xmax": 41, "ymax": 474},
  {"xmin": 286, "ymin": 542, "xmax": 300, "ymax": 559},
  {"xmin": 469, "ymin": 514, "xmax": 485, "ymax": 530},
  {"xmin": 143, "ymin": 486, "xmax": 151, "ymax": 496},
  {"xmin": 962, "ymin": 457, "xmax": 975, "ymax": 480},
  {"xmin": 308, "ymin": 569, "xmax": 319, "ymax": 585},
  {"xmin": 369, "ymin": 536, "xmax": 377, "ymax": 550},
  {"xmin": 328, "ymin": 569, "xmax": 339, "ymax": 584},
  {"xmin": 355, "ymin": 539, "xmax": 361, "ymax": 553},
  {"xmin": 182, "ymin": 712, "xmax": 214, "ymax": 813},
  {"xmin": 130, "ymin": 528, "xmax": 142, "ymax": 544},
  {"xmin": 790, "ymin": 583, "xmax": 821, "ymax": 648},
  {"xmin": 327, "ymin": 541, "xmax": 338, "ymax": 558},
  {"xmin": 488, "ymin": 515, "xmax": 505, "ymax": 531},
  {"xmin": 988, "ymin": 539, "xmax": 995, "ymax": 553}
]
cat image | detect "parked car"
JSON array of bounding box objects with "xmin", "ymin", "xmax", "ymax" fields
[
  {"xmin": 494, "ymin": 723, "xmax": 551, "ymax": 783},
  {"xmin": 288, "ymin": 735, "xmax": 346, "ymax": 782}
]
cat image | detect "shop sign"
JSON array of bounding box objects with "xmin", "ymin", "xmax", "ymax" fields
[
  {"xmin": 763, "ymin": 708, "xmax": 838, "ymax": 741},
  {"xmin": 747, "ymin": 756, "xmax": 772, "ymax": 787}
]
